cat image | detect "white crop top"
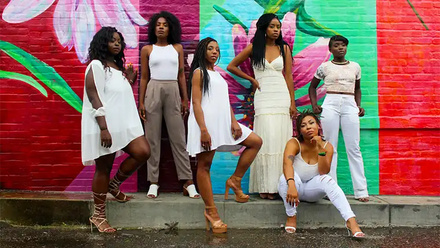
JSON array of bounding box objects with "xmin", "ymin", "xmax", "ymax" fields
[
  {"xmin": 149, "ymin": 44, "xmax": 179, "ymax": 80},
  {"xmin": 292, "ymin": 138, "xmax": 328, "ymax": 183},
  {"xmin": 314, "ymin": 61, "xmax": 361, "ymax": 94}
]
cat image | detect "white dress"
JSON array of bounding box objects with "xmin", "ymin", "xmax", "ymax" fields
[
  {"xmin": 81, "ymin": 60, "xmax": 144, "ymax": 165},
  {"xmin": 187, "ymin": 69, "xmax": 252, "ymax": 157},
  {"xmin": 249, "ymin": 56, "xmax": 293, "ymax": 193}
]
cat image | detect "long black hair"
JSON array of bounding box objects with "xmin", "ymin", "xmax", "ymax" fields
[
  {"xmin": 88, "ymin": 26, "xmax": 126, "ymax": 71},
  {"xmin": 147, "ymin": 11, "xmax": 181, "ymax": 44},
  {"xmin": 188, "ymin": 37, "xmax": 220, "ymax": 95},
  {"xmin": 296, "ymin": 109, "xmax": 323, "ymax": 142},
  {"xmin": 251, "ymin": 13, "xmax": 286, "ymax": 69}
]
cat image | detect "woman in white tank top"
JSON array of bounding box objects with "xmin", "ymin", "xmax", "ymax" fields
[
  {"xmin": 278, "ymin": 110, "xmax": 365, "ymax": 238},
  {"xmin": 139, "ymin": 11, "xmax": 199, "ymax": 199}
]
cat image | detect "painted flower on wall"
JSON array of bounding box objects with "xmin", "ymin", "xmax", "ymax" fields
[{"xmin": 2, "ymin": 0, "xmax": 147, "ymax": 63}]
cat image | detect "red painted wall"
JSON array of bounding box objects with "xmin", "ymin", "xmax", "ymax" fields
[{"xmin": 377, "ymin": 0, "xmax": 440, "ymax": 195}]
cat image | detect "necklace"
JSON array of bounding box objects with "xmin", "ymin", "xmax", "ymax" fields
[{"xmin": 331, "ymin": 60, "xmax": 349, "ymax": 65}]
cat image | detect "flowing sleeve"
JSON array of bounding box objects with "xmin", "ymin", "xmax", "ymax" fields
[{"xmin": 85, "ymin": 60, "xmax": 106, "ymax": 107}]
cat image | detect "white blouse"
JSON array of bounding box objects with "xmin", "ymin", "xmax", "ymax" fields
[{"xmin": 314, "ymin": 61, "xmax": 361, "ymax": 94}]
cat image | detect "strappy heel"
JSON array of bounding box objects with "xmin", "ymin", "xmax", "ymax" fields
[
  {"xmin": 109, "ymin": 169, "xmax": 132, "ymax": 203},
  {"xmin": 285, "ymin": 215, "xmax": 297, "ymax": 233},
  {"xmin": 204, "ymin": 206, "xmax": 227, "ymax": 234},
  {"xmin": 89, "ymin": 192, "xmax": 116, "ymax": 233},
  {"xmin": 225, "ymin": 175, "xmax": 249, "ymax": 203},
  {"xmin": 345, "ymin": 223, "xmax": 366, "ymax": 239}
]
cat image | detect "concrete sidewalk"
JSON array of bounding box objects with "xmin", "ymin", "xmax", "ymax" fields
[{"xmin": 0, "ymin": 191, "xmax": 439, "ymax": 229}]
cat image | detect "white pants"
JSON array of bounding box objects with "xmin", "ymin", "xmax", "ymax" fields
[
  {"xmin": 278, "ymin": 173, "xmax": 355, "ymax": 221},
  {"xmin": 321, "ymin": 94, "xmax": 369, "ymax": 198}
]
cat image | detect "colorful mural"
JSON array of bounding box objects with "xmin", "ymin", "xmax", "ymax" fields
[{"xmin": 0, "ymin": 0, "xmax": 438, "ymax": 195}]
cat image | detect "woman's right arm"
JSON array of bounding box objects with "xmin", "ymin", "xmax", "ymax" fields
[
  {"xmin": 139, "ymin": 45, "xmax": 151, "ymax": 121},
  {"xmin": 283, "ymin": 139, "xmax": 299, "ymax": 181},
  {"xmin": 227, "ymin": 44, "xmax": 259, "ymax": 90},
  {"xmin": 283, "ymin": 139, "xmax": 300, "ymax": 206},
  {"xmin": 308, "ymin": 77, "xmax": 322, "ymax": 114},
  {"xmin": 85, "ymin": 65, "xmax": 112, "ymax": 148},
  {"xmin": 192, "ymin": 70, "xmax": 211, "ymax": 149}
]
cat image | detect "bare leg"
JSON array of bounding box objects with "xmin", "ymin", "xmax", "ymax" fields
[
  {"xmin": 196, "ymin": 151, "xmax": 216, "ymax": 208},
  {"xmin": 90, "ymin": 153, "xmax": 116, "ymax": 233},
  {"xmin": 234, "ymin": 133, "xmax": 263, "ymax": 178},
  {"xmin": 227, "ymin": 133, "xmax": 262, "ymax": 200},
  {"xmin": 197, "ymin": 150, "xmax": 227, "ymax": 233},
  {"xmin": 109, "ymin": 136, "xmax": 151, "ymax": 201}
]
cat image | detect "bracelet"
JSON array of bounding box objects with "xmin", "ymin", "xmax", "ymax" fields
[
  {"xmin": 100, "ymin": 127, "xmax": 107, "ymax": 131},
  {"xmin": 92, "ymin": 107, "xmax": 106, "ymax": 117},
  {"xmin": 286, "ymin": 178, "xmax": 295, "ymax": 184},
  {"xmin": 318, "ymin": 152, "xmax": 326, "ymax": 156}
]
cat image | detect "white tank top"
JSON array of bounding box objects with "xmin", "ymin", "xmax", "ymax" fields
[
  {"xmin": 149, "ymin": 44, "xmax": 179, "ymax": 80},
  {"xmin": 292, "ymin": 138, "xmax": 328, "ymax": 182}
]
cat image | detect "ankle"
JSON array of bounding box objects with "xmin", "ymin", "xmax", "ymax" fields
[
  {"xmin": 183, "ymin": 180, "xmax": 194, "ymax": 187},
  {"xmin": 205, "ymin": 208, "xmax": 220, "ymax": 219}
]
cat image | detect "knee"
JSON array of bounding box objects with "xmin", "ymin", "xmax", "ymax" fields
[
  {"xmin": 346, "ymin": 145, "xmax": 360, "ymax": 154},
  {"xmin": 318, "ymin": 175, "xmax": 335, "ymax": 186},
  {"xmin": 96, "ymin": 164, "xmax": 112, "ymax": 176},
  {"xmin": 197, "ymin": 161, "xmax": 212, "ymax": 173},
  {"xmin": 137, "ymin": 148, "xmax": 151, "ymax": 163},
  {"xmin": 254, "ymin": 136, "xmax": 263, "ymax": 150}
]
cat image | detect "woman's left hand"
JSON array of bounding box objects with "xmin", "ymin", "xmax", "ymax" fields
[
  {"xmin": 181, "ymin": 100, "xmax": 189, "ymax": 117},
  {"xmin": 289, "ymin": 104, "xmax": 298, "ymax": 119},
  {"xmin": 310, "ymin": 136, "xmax": 326, "ymax": 150},
  {"xmin": 231, "ymin": 121, "xmax": 242, "ymax": 140},
  {"xmin": 126, "ymin": 63, "xmax": 138, "ymax": 85},
  {"xmin": 358, "ymin": 107, "xmax": 365, "ymax": 117}
]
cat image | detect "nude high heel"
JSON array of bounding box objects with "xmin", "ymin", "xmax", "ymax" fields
[
  {"xmin": 225, "ymin": 175, "xmax": 249, "ymax": 203},
  {"xmin": 204, "ymin": 206, "xmax": 227, "ymax": 234}
]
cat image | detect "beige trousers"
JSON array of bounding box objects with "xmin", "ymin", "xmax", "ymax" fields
[{"xmin": 144, "ymin": 79, "xmax": 192, "ymax": 182}]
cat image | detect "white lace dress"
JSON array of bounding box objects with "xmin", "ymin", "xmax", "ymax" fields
[{"xmin": 249, "ymin": 56, "xmax": 293, "ymax": 193}]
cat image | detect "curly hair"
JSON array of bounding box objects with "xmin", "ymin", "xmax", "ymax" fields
[
  {"xmin": 251, "ymin": 13, "xmax": 287, "ymax": 69},
  {"xmin": 188, "ymin": 37, "xmax": 220, "ymax": 95},
  {"xmin": 87, "ymin": 27, "xmax": 126, "ymax": 71},
  {"xmin": 147, "ymin": 11, "xmax": 182, "ymax": 44},
  {"xmin": 296, "ymin": 109, "xmax": 323, "ymax": 142}
]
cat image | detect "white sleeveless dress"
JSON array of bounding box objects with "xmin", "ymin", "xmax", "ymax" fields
[
  {"xmin": 249, "ymin": 56, "xmax": 293, "ymax": 193},
  {"xmin": 81, "ymin": 60, "xmax": 144, "ymax": 165},
  {"xmin": 187, "ymin": 69, "xmax": 252, "ymax": 157}
]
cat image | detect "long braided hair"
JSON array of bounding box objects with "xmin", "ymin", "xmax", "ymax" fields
[
  {"xmin": 188, "ymin": 37, "xmax": 220, "ymax": 95},
  {"xmin": 251, "ymin": 13, "xmax": 286, "ymax": 69}
]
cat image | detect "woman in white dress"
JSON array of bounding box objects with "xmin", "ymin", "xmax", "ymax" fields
[
  {"xmin": 187, "ymin": 37, "xmax": 262, "ymax": 233},
  {"xmin": 82, "ymin": 27, "xmax": 150, "ymax": 233},
  {"xmin": 228, "ymin": 13, "xmax": 297, "ymax": 199}
]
